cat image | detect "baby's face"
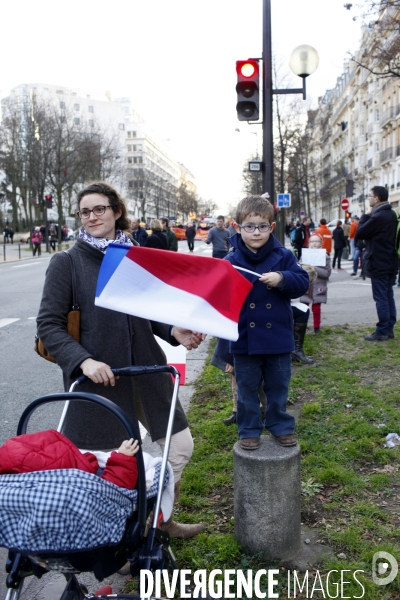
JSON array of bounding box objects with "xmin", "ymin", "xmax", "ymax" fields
[{"xmin": 309, "ymin": 236, "xmax": 322, "ymax": 248}]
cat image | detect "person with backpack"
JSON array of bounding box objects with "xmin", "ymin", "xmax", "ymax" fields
[
  {"xmin": 355, "ymin": 186, "xmax": 398, "ymax": 341},
  {"xmin": 32, "ymin": 227, "xmax": 43, "ymax": 257}
]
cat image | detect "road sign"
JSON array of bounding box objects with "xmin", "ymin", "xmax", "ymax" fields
[
  {"xmin": 341, "ymin": 198, "xmax": 349, "ymax": 210},
  {"xmin": 277, "ymin": 193, "xmax": 291, "ymax": 208},
  {"xmin": 248, "ymin": 161, "xmax": 262, "ymax": 172}
]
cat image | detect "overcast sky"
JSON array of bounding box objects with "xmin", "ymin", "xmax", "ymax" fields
[{"xmin": 1, "ymin": 0, "xmax": 363, "ymax": 212}]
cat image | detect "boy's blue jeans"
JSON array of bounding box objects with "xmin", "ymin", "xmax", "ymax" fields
[{"xmin": 233, "ymin": 353, "xmax": 294, "ymax": 439}]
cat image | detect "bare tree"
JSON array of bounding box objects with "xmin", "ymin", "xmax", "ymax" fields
[
  {"xmin": 177, "ymin": 183, "xmax": 198, "ymax": 220},
  {"xmin": 346, "ymin": 1, "xmax": 400, "ymax": 78}
]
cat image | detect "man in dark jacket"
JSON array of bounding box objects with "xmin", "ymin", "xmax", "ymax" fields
[
  {"xmin": 130, "ymin": 217, "xmax": 148, "ymax": 246},
  {"xmin": 355, "ymin": 186, "xmax": 398, "ymax": 341},
  {"xmin": 294, "ymin": 216, "xmax": 311, "ymax": 259},
  {"xmin": 161, "ymin": 218, "xmax": 178, "ymax": 251}
]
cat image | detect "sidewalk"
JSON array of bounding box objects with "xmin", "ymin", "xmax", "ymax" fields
[{"xmin": 0, "ymin": 240, "xmax": 74, "ymax": 262}]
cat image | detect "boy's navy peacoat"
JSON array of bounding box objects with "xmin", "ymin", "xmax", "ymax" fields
[{"xmin": 225, "ymin": 234, "xmax": 309, "ymax": 355}]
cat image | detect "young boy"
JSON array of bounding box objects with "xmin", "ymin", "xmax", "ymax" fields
[{"xmin": 225, "ymin": 196, "xmax": 309, "ymax": 450}]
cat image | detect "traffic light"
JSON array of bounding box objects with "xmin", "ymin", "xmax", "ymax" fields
[
  {"xmin": 236, "ymin": 60, "xmax": 260, "ymax": 121},
  {"xmin": 345, "ymin": 211, "xmax": 351, "ymax": 220},
  {"xmin": 45, "ymin": 194, "xmax": 53, "ymax": 209}
]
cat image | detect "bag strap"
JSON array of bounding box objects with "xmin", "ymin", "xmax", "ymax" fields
[{"xmin": 63, "ymin": 251, "xmax": 79, "ymax": 310}]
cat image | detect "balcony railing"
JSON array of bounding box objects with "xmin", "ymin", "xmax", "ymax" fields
[
  {"xmin": 380, "ymin": 147, "xmax": 394, "ymax": 164},
  {"xmin": 380, "ymin": 106, "xmax": 397, "ymax": 127}
]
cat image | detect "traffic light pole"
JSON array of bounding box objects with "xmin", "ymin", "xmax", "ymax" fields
[{"xmin": 262, "ymin": 0, "xmax": 279, "ymax": 235}]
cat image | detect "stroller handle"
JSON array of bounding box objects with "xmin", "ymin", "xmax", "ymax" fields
[{"xmin": 71, "ymin": 364, "xmax": 180, "ymax": 389}]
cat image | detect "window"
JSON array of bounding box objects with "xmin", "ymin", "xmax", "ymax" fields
[
  {"xmin": 132, "ymin": 131, "xmax": 137, "ymax": 137},
  {"xmin": 88, "ymin": 105, "xmax": 94, "ymax": 113},
  {"xmin": 132, "ymin": 145, "xmax": 136, "ymax": 151},
  {"xmin": 127, "ymin": 145, "xmax": 132, "ymax": 151},
  {"xmin": 60, "ymin": 116, "xmax": 66, "ymax": 123},
  {"xmin": 375, "ymin": 142, "xmax": 379, "ymax": 152},
  {"xmin": 128, "ymin": 132, "xmax": 131, "ymax": 138},
  {"xmin": 89, "ymin": 119, "xmax": 94, "ymax": 127},
  {"xmin": 128, "ymin": 181, "xmax": 133, "ymax": 188},
  {"xmin": 59, "ymin": 101, "xmax": 65, "ymax": 109},
  {"xmin": 128, "ymin": 157, "xmax": 132, "ymax": 164},
  {"xmin": 375, "ymin": 109, "xmax": 379, "ymax": 122},
  {"xmin": 124, "ymin": 107, "xmax": 129, "ymax": 114},
  {"xmin": 74, "ymin": 104, "xmax": 80, "ymax": 111},
  {"xmin": 74, "ymin": 118, "xmax": 80, "ymax": 125},
  {"xmin": 137, "ymin": 144, "xmax": 142, "ymax": 151},
  {"xmin": 134, "ymin": 157, "xmax": 143, "ymax": 164},
  {"xmin": 119, "ymin": 123, "xmax": 125, "ymax": 130}
]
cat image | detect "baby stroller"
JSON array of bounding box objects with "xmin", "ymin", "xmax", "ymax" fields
[{"xmin": 1, "ymin": 365, "xmax": 184, "ymax": 600}]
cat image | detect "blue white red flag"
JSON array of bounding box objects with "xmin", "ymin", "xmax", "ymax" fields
[{"xmin": 95, "ymin": 244, "xmax": 252, "ymax": 341}]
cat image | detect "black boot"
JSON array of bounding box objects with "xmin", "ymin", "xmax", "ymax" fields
[
  {"xmin": 222, "ymin": 413, "xmax": 237, "ymax": 426},
  {"xmin": 291, "ymin": 322, "xmax": 314, "ymax": 364}
]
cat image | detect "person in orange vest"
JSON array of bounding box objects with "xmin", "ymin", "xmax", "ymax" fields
[
  {"xmin": 349, "ymin": 216, "xmax": 359, "ymax": 259},
  {"xmin": 314, "ymin": 218, "xmax": 332, "ymax": 255}
]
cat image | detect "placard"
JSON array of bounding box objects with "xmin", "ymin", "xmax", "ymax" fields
[{"xmin": 301, "ymin": 248, "xmax": 326, "ymax": 267}]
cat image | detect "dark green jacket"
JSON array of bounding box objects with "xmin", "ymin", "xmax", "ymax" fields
[{"xmin": 165, "ymin": 227, "xmax": 178, "ymax": 251}]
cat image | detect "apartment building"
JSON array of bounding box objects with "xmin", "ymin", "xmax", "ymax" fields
[
  {"xmin": 296, "ymin": 4, "xmax": 400, "ymax": 222},
  {"xmin": 2, "ymin": 84, "xmax": 196, "ymax": 224}
]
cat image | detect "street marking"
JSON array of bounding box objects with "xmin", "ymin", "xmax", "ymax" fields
[
  {"xmin": 0, "ymin": 319, "xmax": 20, "ymax": 328},
  {"xmin": 11, "ymin": 262, "xmax": 43, "ymax": 268},
  {"xmin": 27, "ymin": 317, "xmax": 36, "ymax": 320}
]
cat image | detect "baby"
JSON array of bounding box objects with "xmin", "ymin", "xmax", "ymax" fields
[{"xmin": 0, "ymin": 430, "xmax": 139, "ymax": 490}]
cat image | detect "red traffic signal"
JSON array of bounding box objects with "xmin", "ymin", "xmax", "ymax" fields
[
  {"xmin": 236, "ymin": 60, "xmax": 260, "ymax": 121},
  {"xmin": 45, "ymin": 194, "xmax": 53, "ymax": 208},
  {"xmin": 345, "ymin": 211, "xmax": 351, "ymax": 220}
]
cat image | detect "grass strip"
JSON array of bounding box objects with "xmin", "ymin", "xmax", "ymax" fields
[{"xmin": 126, "ymin": 328, "xmax": 400, "ymax": 599}]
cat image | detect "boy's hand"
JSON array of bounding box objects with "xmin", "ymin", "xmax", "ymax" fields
[
  {"xmin": 259, "ymin": 272, "xmax": 282, "ymax": 287},
  {"xmin": 225, "ymin": 363, "xmax": 234, "ymax": 373},
  {"xmin": 118, "ymin": 439, "xmax": 139, "ymax": 456}
]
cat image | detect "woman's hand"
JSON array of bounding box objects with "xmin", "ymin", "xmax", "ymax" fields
[
  {"xmin": 80, "ymin": 358, "xmax": 116, "ymax": 386},
  {"xmin": 171, "ymin": 327, "xmax": 207, "ymax": 351}
]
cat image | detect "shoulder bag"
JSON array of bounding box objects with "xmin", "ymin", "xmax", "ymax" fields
[{"xmin": 34, "ymin": 251, "xmax": 80, "ymax": 363}]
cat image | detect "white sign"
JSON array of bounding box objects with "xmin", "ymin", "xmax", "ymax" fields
[
  {"xmin": 249, "ymin": 161, "xmax": 262, "ymax": 172},
  {"xmin": 301, "ymin": 248, "xmax": 327, "ymax": 267},
  {"xmin": 277, "ymin": 193, "xmax": 291, "ymax": 207}
]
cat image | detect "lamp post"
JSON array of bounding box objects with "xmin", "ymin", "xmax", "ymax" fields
[{"xmin": 262, "ymin": 0, "xmax": 319, "ymax": 242}]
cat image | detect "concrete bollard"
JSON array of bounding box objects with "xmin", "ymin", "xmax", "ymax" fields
[{"xmin": 234, "ymin": 436, "xmax": 301, "ymax": 560}]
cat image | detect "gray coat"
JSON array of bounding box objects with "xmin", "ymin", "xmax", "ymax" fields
[
  {"xmin": 300, "ymin": 255, "xmax": 331, "ymax": 305},
  {"xmin": 37, "ymin": 240, "xmax": 188, "ymax": 449}
]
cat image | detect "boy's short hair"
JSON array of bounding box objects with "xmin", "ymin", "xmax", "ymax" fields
[
  {"xmin": 217, "ymin": 215, "xmax": 225, "ymax": 221},
  {"xmin": 235, "ymin": 196, "xmax": 274, "ymax": 224},
  {"xmin": 320, "ymin": 218, "xmax": 327, "ymax": 225}
]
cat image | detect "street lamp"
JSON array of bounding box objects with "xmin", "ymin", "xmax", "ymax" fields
[{"xmin": 262, "ymin": 0, "xmax": 319, "ymax": 243}]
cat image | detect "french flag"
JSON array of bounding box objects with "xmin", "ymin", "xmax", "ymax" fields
[{"xmin": 95, "ymin": 244, "xmax": 253, "ymax": 341}]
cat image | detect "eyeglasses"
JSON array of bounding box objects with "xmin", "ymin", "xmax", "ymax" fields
[
  {"xmin": 77, "ymin": 205, "xmax": 113, "ymax": 219},
  {"xmin": 237, "ymin": 223, "xmax": 272, "ymax": 233}
]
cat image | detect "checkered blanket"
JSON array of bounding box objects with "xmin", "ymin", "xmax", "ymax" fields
[{"xmin": 0, "ymin": 463, "xmax": 164, "ymax": 553}]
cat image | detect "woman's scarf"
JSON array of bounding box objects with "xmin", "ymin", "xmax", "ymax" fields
[{"xmin": 78, "ymin": 227, "xmax": 133, "ymax": 253}]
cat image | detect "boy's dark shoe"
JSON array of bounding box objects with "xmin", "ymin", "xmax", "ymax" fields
[
  {"xmin": 314, "ymin": 328, "xmax": 320, "ymax": 335},
  {"xmin": 388, "ymin": 330, "xmax": 395, "ymax": 339},
  {"xmin": 240, "ymin": 437, "xmax": 259, "ymax": 450},
  {"xmin": 364, "ymin": 333, "xmax": 389, "ymax": 341},
  {"xmin": 222, "ymin": 413, "xmax": 237, "ymax": 426},
  {"xmin": 272, "ymin": 434, "xmax": 297, "ymax": 447}
]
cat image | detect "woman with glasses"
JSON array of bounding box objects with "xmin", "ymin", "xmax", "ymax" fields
[{"xmin": 37, "ymin": 181, "xmax": 205, "ymax": 538}]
